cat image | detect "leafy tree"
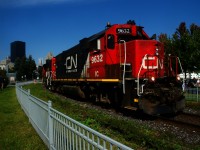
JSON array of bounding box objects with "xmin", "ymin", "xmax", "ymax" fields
[
  {"xmin": 0, "ymin": 69, "xmax": 9, "ymax": 87},
  {"xmin": 173, "ymin": 22, "xmax": 191, "ymax": 73},
  {"xmin": 15, "ymin": 59, "xmax": 23, "ymax": 81},
  {"xmin": 158, "ymin": 33, "xmax": 173, "ymax": 55},
  {"xmin": 26, "ymin": 55, "xmax": 36, "ymax": 80},
  {"xmin": 159, "ymin": 22, "xmax": 200, "ymax": 75},
  {"xmin": 15, "ymin": 57, "xmax": 26, "ymax": 81},
  {"xmin": 188, "ymin": 24, "xmax": 200, "ymax": 71},
  {"xmin": 37, "ymin": 66, "xmax": 43, "ymax": 79},
  {"xmin": 14, "ymin": 55, "xmax": 36, "ymax": 81}
]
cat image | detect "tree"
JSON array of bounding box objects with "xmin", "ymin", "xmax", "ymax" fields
[
  {"xmin": 174, "ymin": 22, "xmax": 200, "ymax": 73},
  {"xmin": 15, "ymin": 57, "xmax": 26, "ymax": 81},
  {"xmin": 0, "ymin": 69, "xmax": 9, "ymax": 87},
  {"xmin": 173, "ymin": 22, "xmax": 191, "ymax": 73},
  {"xmin": 27, "ymin": 55, "xmax": 36, "ymax": 80},
  {"xmin": 37, "ymin": 66, "xmax": 43, "ymax": 79},
  {"xmin": 159, "ymin": 22, "xmax": 200, "ymax": 74},
  {"xmin": 158, "ymin": 33, "xmax": 173, "ymax": 55},
  {"xmin": 14, "ymin": 55, "xmax": 36, "ymax": 81},
  {"xmin": 188, "ymin": 24, "xmax": 200, "ymax": 71}
]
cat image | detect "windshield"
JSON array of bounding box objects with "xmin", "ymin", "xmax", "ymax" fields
[
  {"xmin": 118, "ymin": 35, "xmax": 136, "ymax": 42},
  {"xmin": 117, "ymin": 27, "xmax": 149, "ymax": 42}
]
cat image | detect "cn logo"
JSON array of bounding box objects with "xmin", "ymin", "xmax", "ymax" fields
[
  {"xmin": 65, "ymin": 54, "xmax": 78, "ymax": 73},
  {"xmin": 142, "ymin": 56, "xmax": 163, "ymax": 69}
]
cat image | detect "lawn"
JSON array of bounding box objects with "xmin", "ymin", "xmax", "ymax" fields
[{"xmin": 0, "ymin": 86, "xmax": 47, "ymax": 150}]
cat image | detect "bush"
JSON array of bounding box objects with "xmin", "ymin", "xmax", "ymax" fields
[{"xmin": 0, "ymin": 69, "xmax": 9, "ymax": 88}]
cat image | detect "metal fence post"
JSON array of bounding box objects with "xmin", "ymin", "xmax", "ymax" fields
[
  {"xmin": 28, "ymin": 89, "xmax": 31, "ymax": 122},
  {"xmin": 48, "ymin": 100, "xmax": 53, "ymax": 149},
  {"xmin": 20, "ymin": 86, "xmax": 23, "ymax": 102},
  {"xmin": 197, "ymin": 87, "xmax": 199, "ymax": 102}
]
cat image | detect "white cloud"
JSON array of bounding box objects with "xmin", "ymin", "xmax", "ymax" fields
[{"xmin": 0, "ymin": 0, "xmax": 85, "ymax": 7}]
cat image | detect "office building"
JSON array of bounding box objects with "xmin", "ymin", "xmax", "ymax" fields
[{"xmin": 10, "ymin": 41, "xmax": 26, "ymax": 62}]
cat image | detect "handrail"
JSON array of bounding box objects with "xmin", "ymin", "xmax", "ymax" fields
[
  {"xmin": 177, "ymin": 57, "xmax": 184, "ymax": 79},
  {"xmin": 120, "ymin": 40, "xmax": 127, "ymax": 94},
  {"xmin": 137, "ymin": 54, "xmax": 148, "ymax": 96}
]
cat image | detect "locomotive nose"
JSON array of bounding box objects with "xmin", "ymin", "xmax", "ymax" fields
[{"xmin": 139, "ymin": 78, "xmax": 185, "ymax": 115}]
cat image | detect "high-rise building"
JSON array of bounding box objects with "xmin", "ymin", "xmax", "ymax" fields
[
  {"xmin": 10, "ymin": 41, "xmax": 26, "ymax": 62},
  {"xmin": 38, "ymin": 58, "xmax": 43, "ymax": 66}
]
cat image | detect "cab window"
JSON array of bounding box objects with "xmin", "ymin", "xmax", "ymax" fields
[{"xmin": 107, "ymin": 34, "xmax": 115, "ymax": 49}]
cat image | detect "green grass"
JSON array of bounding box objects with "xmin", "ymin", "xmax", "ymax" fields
[
  {"xmin": 23, "ymin": 83, "xmax": 200, "ymax": 150},
  {"xmin": 185, "ymin": 92, "xmax": 200, "ymax": 111},
  {"xmin": 186, "ymin": 101, "xmax": 200, "ymax": 111},
  {"xmin": 0, "ymin": 86, "xmax": 47, "ymax": 150},
  {"xmin": 185, "ymin": 93, "xmax": 200, "ymax": 101}
]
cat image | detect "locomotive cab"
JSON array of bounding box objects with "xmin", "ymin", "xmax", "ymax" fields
[{"xmin": 88, "ymin": 21, "xmax": 185, "ymax": 115}]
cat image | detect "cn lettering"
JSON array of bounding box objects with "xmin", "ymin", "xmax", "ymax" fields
[
  {"xmin": 65, "ymin": 54, "xmax": 77, "ymax": 71},
  {"xmin": 142, "ymin": 56, "xmax": 163, "ymax": 69}
]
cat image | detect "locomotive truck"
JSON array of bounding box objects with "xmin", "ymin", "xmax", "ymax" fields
[{"xmin": 43, "ymin": 20, "xmax": 185, "ymax": 115}]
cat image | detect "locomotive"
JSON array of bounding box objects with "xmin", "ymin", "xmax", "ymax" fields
[{"xmin": 43, "ymin": 20, "xmax": 185, "ymax": 115}]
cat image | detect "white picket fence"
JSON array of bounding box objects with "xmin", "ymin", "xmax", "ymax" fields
[
  {"xmin": 15, "ymin": 82, "xmax": 133, "ymax": 150},
  {"xmin": 185, "ymin": 87, "xmax": 200, "ymax": 102}
]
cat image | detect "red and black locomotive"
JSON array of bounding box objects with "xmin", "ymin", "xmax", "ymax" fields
[{"xmin": 43, "ymin": 20, "xmax": 185, "ymax": 115}]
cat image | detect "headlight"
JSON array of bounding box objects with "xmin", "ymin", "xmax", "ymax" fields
[
  {"xmin": 197, "ymin": 79, "xmax": 200, "ymax": 84},
  {"xmin": 151, "ymin": 76, "xmax": 155, "ymax": 82},
  {"xmin": 177, "ymin": 76, "xmax": 180, "ymax": 81}
]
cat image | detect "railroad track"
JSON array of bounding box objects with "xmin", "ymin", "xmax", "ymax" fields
[{"xmin": 158, "ymin": 112, "xmax": 200, "ymax": 131}]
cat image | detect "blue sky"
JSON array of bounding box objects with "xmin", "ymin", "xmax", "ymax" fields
[{"xmin": 0, "ymin": 0, "xmax": 200, "ymax": 64}]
